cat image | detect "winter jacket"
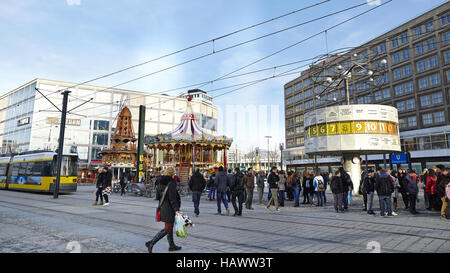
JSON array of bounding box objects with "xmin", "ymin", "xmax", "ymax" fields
[
  {"xmin": 207, "ymin": 174, "xmax": 216, "ymax": 188},
  {"xmin": 399, "ymin": 173, "xmax": 409, "ymax": 193},
  {"xmin": 437, "ymin": 174, "xmax": 450, "ymax": 198},
  {"xmin": 330, "ymin": 176, "xmax": 344, "ymax": 194},
  {"xmin": 231, "ymin": 172, "xmax": 245, "ymax": 192},
  {"xmin": 105, "ymin": 170, "xmax": 112, "ymax": 187},
  {"xmin": 244, "ymin": 173, "xmax": 255, "ymax": 189},
  {"xmin": 426, "ymin": 175, "xmax": 437, "ymax": 195},
  {"xmin": 156, "ymin": 175, "xmax": 180, "ymax": 223},
  {"xmin": 406, "ymin": 175, "xmax": 418, "ymax": 195},
  {"xmin": 267, "ymin": 172, "xmax": 280, "ymax": 189},
  {"xmin": 361, "ymin": 176, "xmax": 375, "ymax": 194},
  {"xmin": 375, "ymin": 174, "xmax": 394, "ymax": 196},
  {"xmin": 214, "ymin": 171, "xmax": 229, "ymax": 193},
  {"xmin": 96, "ymin": 172, "xmax": 106, "ymax": 188},
  {"xmin": 188, "ymin": 172, "xmax": 206, "ymax": 192},
  {"xmin": 256, "ymin": 172, "xmax": 265, "ymax": 188},
  {"xmin": 292, "ymin": 174, "xmax": 301, "ymax": 189},
  {"xmin": 227, "ymin": 173, "xmax": 235, "ymax": 191},
  {"xmin": 278, "ymin": 176, "xmax": 286, "ymax": 191}
]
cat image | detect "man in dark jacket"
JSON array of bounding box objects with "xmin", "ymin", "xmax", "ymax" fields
[
  {"xmin": 102, "ymin": 167, "xmax": 113, "ymax": 206},
  {"xmin": 339, "ymin": 167, "xmax": 351, "ymax": 210},
  {"xmin": 93, "ymin": 167, "xmax": 105, "ymax": 206},
  {"xmin": 189, "ymin": 168, "xmax": 206, "ymax": 217},
  {"xmin": 361, "ymin": 169, "xmax": 376, "ymax": 214},
  {"xmin": 231, "ymin": 168, "xmax": 246, "ymax": 216},
  {"xmin": 330, "ymin": 170, "xmax": 344, "ymax": 213},
  {"xmin": 375, "ymin": 169, "xmax": 394, "ymax": 217},
  {"xmin": 226, "ymin": 169, "xmax": 234, "ymax": 202},
  {"xmin": 256, "ymin": 171, "xmax": 265, "ymax": 205},
  {"xmin": 406, "ymin": 169, "xmax": 419, "ymax": 215},
  {"xmin": 214, "ymin": 166, "xmax": 231, "ymax": 216},
  {"xmin": 265, "ymin": 167, "xmax": 280, "ymax": 212},
  {"xmin": 244, "ymin": 168, "xmax": 255, "ymax": 210}
]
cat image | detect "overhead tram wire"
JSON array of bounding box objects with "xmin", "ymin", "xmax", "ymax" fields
[
  {"xmin": 61, "ymin": 0, "xmax": 376, "ymax": 108},
  {"xmin": 51, "ymin": 1, "xmax": 331, "ymax": 93},
  {"xmin": 30, "ymin": 1, "xmax": 396, "ymax": 128}
]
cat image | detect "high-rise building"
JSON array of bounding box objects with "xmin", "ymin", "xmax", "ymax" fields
[
  {"xmin": 283, "ymin": 2, "xmax": 450, "ymax": 173},
  {"xmin": 0, "ymin": 78, "xmax": 218, "ymax": 165}
]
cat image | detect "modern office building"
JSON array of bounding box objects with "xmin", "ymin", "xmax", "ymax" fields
[
  {"xmin": 283, "ymin": 2, "xmax": 450, "ymax": 173},
  {"xmin": 0, "ymin": 78, "xmax": 218, "ymax": 165}
]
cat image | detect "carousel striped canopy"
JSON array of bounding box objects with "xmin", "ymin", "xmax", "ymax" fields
[{"xmin": 165, "ymin": 113, "xmax": 208, "ymax": 136}]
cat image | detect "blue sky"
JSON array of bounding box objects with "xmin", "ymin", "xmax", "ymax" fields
[{"xmin": 0, "ymin": 0, "xmax": 446, "ymax": 151}]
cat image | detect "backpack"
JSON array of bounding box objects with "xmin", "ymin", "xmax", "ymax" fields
[
  {"xmin": 446, "ymin": 183, "xmax": 450, "ymax": 200},
  {"xmin": 317, "ymin": 179, "xmax": 325, "ymax": 192}
]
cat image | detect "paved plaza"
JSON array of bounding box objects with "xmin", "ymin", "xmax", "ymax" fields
[{"xmin": 0, "ymin": 185, "xmax": 449, "ymax": 253}]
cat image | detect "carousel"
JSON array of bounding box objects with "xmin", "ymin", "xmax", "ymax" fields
[{"xmin": 144, "ymin": 97, "xmax": 233, "ymax": 183}]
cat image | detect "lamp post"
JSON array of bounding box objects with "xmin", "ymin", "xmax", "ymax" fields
[{"xmin": 279, "ymin": 143, "xmax": 284, "ymax": 171}]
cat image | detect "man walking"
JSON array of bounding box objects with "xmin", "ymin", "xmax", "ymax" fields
[
  {"xmin": 231, "ymin": 168, "xmax": 245, "ymax": 216},
  {"xmin": 375, "ymin": 169, "xmax": 394, "ymax": 217},
  {"xmin": 244, "ymin": 168, "xmax": 255, "ymax": 210},
  {"xmin": 406, "ymin": 169, "xmax": 419, "ymax": 215},
  {"xmin": 266, "ymin": 167, "xmax": 280, "ymax": 212},
  {"xmin": 256, "ymin": 171, "xmax": 265, "ymax": 205},
  {"xmin": 226, "ymin": 168, "xmax": 234, "ymax": 202},
  {"xmin": 362, "ymin": 169, "xmax": 376, "ymax": 215},
  {"xmin": 214, "ymin": 166, "xmax": 231, "ymax": 216},
  {"xmin": 330, "ymin": 170, "xmax": 344, "ymax": 213},
  {"xmin": 188, "ymin": 168, "xmax": 206, "ymax": 217}
]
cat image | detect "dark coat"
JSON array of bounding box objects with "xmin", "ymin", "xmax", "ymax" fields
[
  {"xmin": 256, "ymin": 173, "xmax": 265, "ymax": 188},
  {"xmin": 214, "ymin": 171, "xmax": 229, "ymax": 193},
  {"xmin": 231, "ymin": 172, "xmax": 245, "ymax": 192},
  {"xmin": 330, "ymin": 176, "xmax": 344, "ymax": 194},
  {"xmin": 267, "ymin": 172, "xmax": 279, "ymax": 189},
  {"xmin": 105, "ymin": 170, "xmax": 112, "ymax": 187},
  {"xmin": 375, "ymin": 174, "xmax": 394, "ymax": 196},
  {"xmin": 361, "ymin": 176, "xmax": 375, "ymax": 194},
  {"xmin": 244, "ymin": 173, "xmax": 255, "ymax": 189},
  {"xmin": 436, "ymin": 174, "xmax": 450, "ymax": 198},
  {"xmin": 406, "ymin": 175, "xmax": 418, "ymax": 195},
  {"xmin": 96, "ymin": 172, "xmax": 106, "ymax": 188},
  {"xmin": 156, "ymin": 175, "xmax": 180, "ymax": 223},
  {"xmin": 188, "ymin": 172, "xmax": 206, "ymax": 192}
]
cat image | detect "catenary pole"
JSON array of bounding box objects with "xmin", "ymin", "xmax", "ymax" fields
[{"xmin": 54, "ymin": 90, "xmax": 70, "ymax": 199}]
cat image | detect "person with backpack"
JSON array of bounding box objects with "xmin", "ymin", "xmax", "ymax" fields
[
  {"xmin": 437, "ymin": 167, "xmax": 450, "ymax": 220},
  {"xmin": 145, "ymin": 167, "xmax": 182, "ymax": 253},
  {"xmin": 188, "ymin": 168, "xmax": 206, "ymax": 217},
  {"xmin": 266, "ymin": 167, "xmax": 280, "ymax": 212},
  {"xmin": 330, "ymin": 170, "xmax": 344, "ymax": 213},
  {"xmin": 314, "ymin": 173, "xmax": 325, "ymax": 206},
  {"xmin": 302, "ymin": 171, "xmax": 311, "ymax": 204},
  {"xmin": 375, "ymin": 169, "xmax": 394, "ymax": 217}
]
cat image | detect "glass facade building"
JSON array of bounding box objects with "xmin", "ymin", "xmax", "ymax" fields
[
  {"xmin": 283, "ymin": 3, "xmax": 450, "ymax": 173},
  {"xmin": 0, "ymin": 79, "xmax": 218, "ymax": 165}
]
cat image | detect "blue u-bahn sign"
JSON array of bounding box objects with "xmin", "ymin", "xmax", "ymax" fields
[{"xmin": 391, "ymin": 153, "xmax": 408, "ymax": 164}]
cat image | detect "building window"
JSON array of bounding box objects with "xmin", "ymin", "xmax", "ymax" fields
[
  {"xmin": 428, "ymin": 55, "xmax": 438, "ymax": 68},
  {"xmin": 391, "ymin": 37, "xmax": 399, "ymax": 48},
  {"xmin": 93, "ymin": 120, "xmax": 109, "ymax": 131},
  {"xmin": 396, "ymin": 101, "xmax": 405, "ymax": 112},
  {"xmin": 443, "ymin": 31, "xmax": 450, "ymax": 44},
  {"xmin": 403, "ymin": 65, "xmax": 412, "ymax": 77},
  {"xmin": 416, "ymin": 59, "xmax": 426, "ymax": 72},
  {"xmin": 415, "ymin": 43, "xmax": 424, "ymax": 55},
  {"xmin": 418, "ymin": 77, "xmax": 428, "ymax": 89},
  {"xmin": 400, "ymin": 32, "xmax": 408, "ymax": 43},
  {"xmin": 422, "ymin": 113, "xmax": 433, "ymax": 125},
  {"xmin": 285, "ymin": 87, "xmax": 293, "ymax": 96},
  {"xmin": 413, "ymin": 26, "xmax": 422, "ymax": 37},
  {"xmin": 294, "ymin": 82, "xmax": 303, "ymax": 91},
  {"xmin": 446, "ymin": 51, "xmax": 450, "ymax": 63},
  {"xmin": 406, "ymin": 98, "xmax": 415, "ymax": 110},
  {"xmin": 402, "ymin": 49, "xmax": 410, "ymax": 60},
  {"xmin": 93, "ymin": 133, "xmax": 109, "ymax": 145},
  {"xmin": 432, "ymin": 92, "xmax": 443, "ymax": 104},
  {"xmin": 420, "ymin": 95, "xmax": 431, "ymax": 107},
  {"xmin": 364, "ymin": 94, "xmax": 372, "ymax": 104},
  {"xmin": 426, "ymin": 38, "xmax": 436, "ymax": 51},
  {"xmin": 374, "ymin": 91, "xmax": 382, "ymax": 101},
  {"xmin": 383, "ymin": 88, "xmax": 391, "ymax": 99},
  {"xmin": 395, "ymin": 84, "xmax": 403, "ymax": 96},
  {"xmin": 407, "ymin": 116, "xmax": 417, "ymax": 127},
  {"xmin": 441, "ymin": 13, "xmax": 450, "ymax": 25},
  {"xmin": 295, "ymin": 104, "xmax": 303, "ymax": 112},
  {"xmin": 399, "ymin": 118, "xmax": 407, "ymax": 129},
  {"xmin": 392, "ymin": 53, "xmax": 400, "ymax": 64},
  {"xmin": 394, "ymin": 68, "xmax": 402, "ymax": 80},
  {"xmin": 286, "ymin": 97, "xmax": 294, "ymax": 105},
  {"xmin": 405, "ymin": 82, "xmax": 414, "ymax": 94},
  {"xmin": 357, "ymin": 97, "xmax": 364, "ymax": 104},
  {"xmin": 424, "ymin": 21, "xmax": 433, "ymax": 32},
  {"xmin": 379, "ymin": 43, "xmax": 386, "ymax": 53},
  {"xmin": 447, "ymin": 70, "xmax": 450, "ymax": 82},
  {"xmin": 434, "ymin": 111, "xmax": 445, "ymax": 123},
  {"xmin": 430, "ymin": 73, "xmax": 440, "ymax": 86}
]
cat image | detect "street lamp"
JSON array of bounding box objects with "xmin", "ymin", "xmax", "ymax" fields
[{"xmin": 279, "ymin": 143, "xmax": 284, "ymax": 171}]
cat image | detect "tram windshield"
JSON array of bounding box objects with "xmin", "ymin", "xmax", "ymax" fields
[{"xmin": 53, "ymin": 155, "xmax": 78, "ymax": 177}]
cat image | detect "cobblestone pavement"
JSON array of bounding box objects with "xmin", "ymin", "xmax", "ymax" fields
[{"xmin": 0, "ymin": 185, "xmax": 449, "ymax": 253}]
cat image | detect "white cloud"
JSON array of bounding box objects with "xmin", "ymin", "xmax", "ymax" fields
[
  {"xmin": 66, "ymin": 0, "xmax": 81, "ymax": 6},
  {"xmin": 367, "ymin": 0, "xmax": 382, "ymax": 6}
]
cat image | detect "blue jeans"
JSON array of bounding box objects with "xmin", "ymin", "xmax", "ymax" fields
[
  {"xmin": 293, "ymin": 187, "xmax": 300, "ymax": 204},
  {"xmin": 216, "ymin": 191, "xmax": 229, "ymax": 213},
  {"xmin": 348, "ymin": 190, "xmax": 353, "ymax": 205},
  {"xmin": 317, "ymin": 191, "xmax": 325, "ymax": 206},
  {"xmin": 208, "ymin": 187, "xmax": 216, "ymax": 200},
  {"xmin": 342, "ymin": 191, "xmax": 348, "ymax": 209},
  {"xmin": 278, "ymin": 190, "xmax": 285, "ymax": 205},
  {"xmin": 379, "ymin": 195, "xmax": 392, "ymax": 216},
  {"xmin": 192, "ymin": 191, "xmax": 201, "ymax": 215},
  {"xmin": 309, "ymin": 192, "xmax": 316, "ymax": 204}
]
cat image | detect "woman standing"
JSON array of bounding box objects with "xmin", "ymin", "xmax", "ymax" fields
[
  {"xmin": 426, "ymin": 169, "xmax": 438, "ymax": 211},
  {"xmin": 302, "ymin": 171, "xmax": 310, "ymax": 204},
  {"xmin": 93, "ymin": 167, "xmax": 105, "ymax": 206},
  {"xmin": 145, "ymin": 167, "xmax": 182, "ymax": 253}
]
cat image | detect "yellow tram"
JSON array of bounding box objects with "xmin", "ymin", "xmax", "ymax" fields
[{"xmin": 0, "ymin": 151, "xmax": 78, "ymax": 193}]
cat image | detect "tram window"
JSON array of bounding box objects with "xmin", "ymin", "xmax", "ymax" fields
[
  {"xmin": 42, "ymin": 161, "xmax": 52, "ymax": 176},
  {"xmin": 0, "ymin": 164, "xmax": 7, "ymax": 176},
  {"xmin": 18, "ymin": 162, "xmax": 27, "ymax": 176},
  {"xmin": 11, "ymin": 164, "xmax": 19, "ymax": 176},
  {"xmin": 26, "ymin": 162, "xmax": 32, "ymax": 175}
]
